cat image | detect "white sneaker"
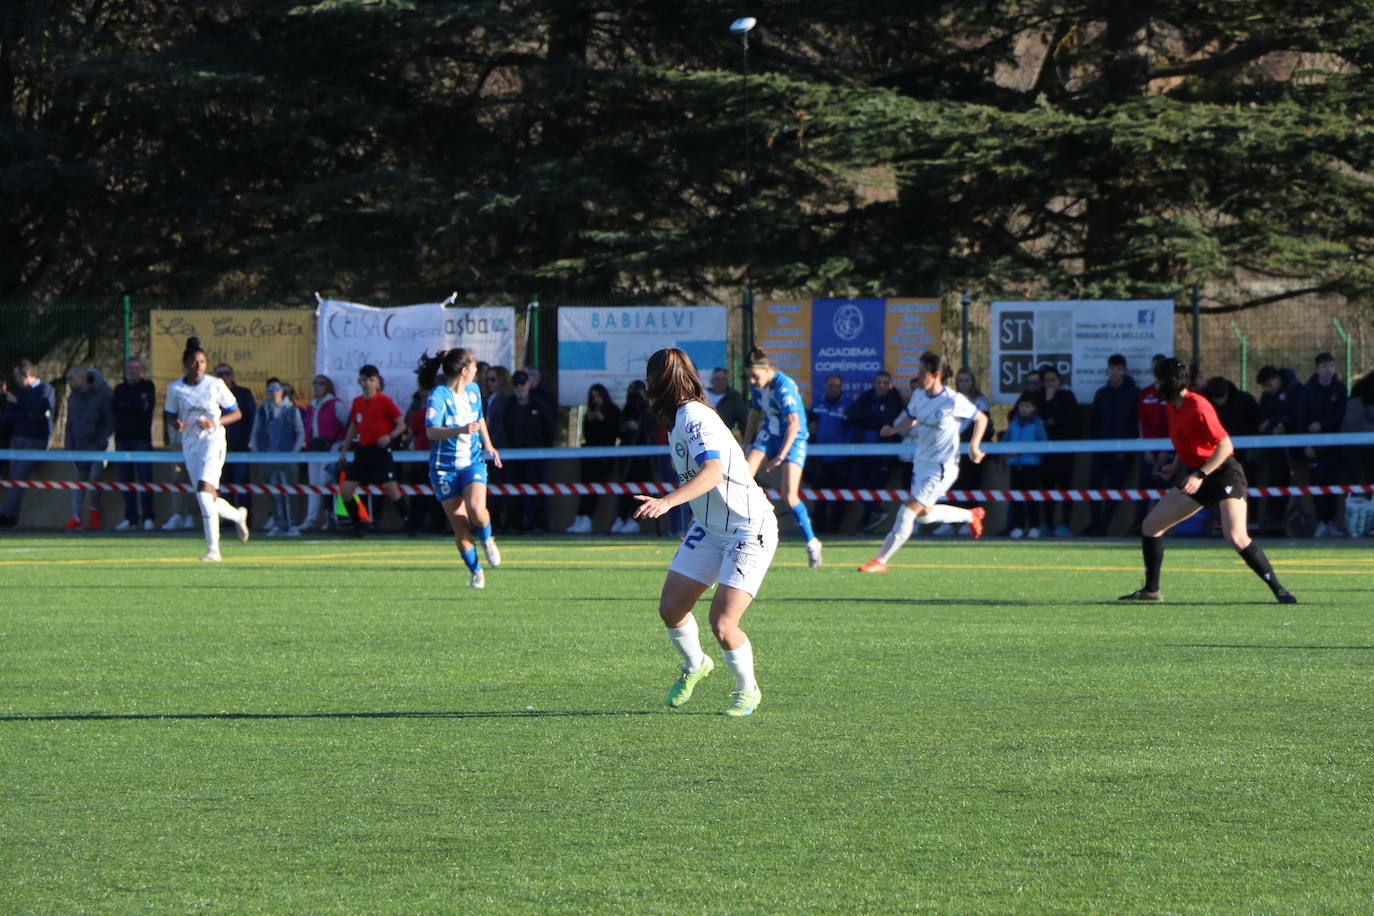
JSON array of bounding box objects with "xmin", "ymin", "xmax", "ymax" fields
[
  {"xmin": 235, "ymin": 506, "xmax": 251, "ymax": 544},
  {"xmin": 1028, "ymin": 526, "xmax": 1042, "ymax": 539},
  {"xmin": 265, "ymin": 526, "xmax": 283, "ymax": 537},
  {"xmin": 114, "ymin": 519, "xmax": 136, "ymax": 532},
  {"xmin": 1313, "ymin": 521, "xmax": 1328, "ymax": 538},
  {"xmin": 481, "ymin": 537, "xmax": 502, "ymax": 568},
  {"xmin": 143, "ymin": 519, "xmax": 155, "ymax": 531},
  {"xmin": 181, "ymin": 515, "xmax": 197, "ymax": 531},
  {"xmin": 618, "ymin": 518, "xmax": 640, "ymax": 535},
  {"xmin": 200, "ymin": 550, "xmax": 222, "ymax": 563},
  {"xmin": 469, "ymin": 568, "xmax": 485, "ymax": 589},
  {"xmin": 610, "ymin": 517, "xmax": 626, "ymax": 534},
  {"xmin": 259, "ymin": 516, "xmax": 278, "ymax": 532},
  {"xmin": 162, "ymin": 513, "xmax": 184, "ymax": 531},
  {"xmin": 282, "ymin": 526, "xmax": 301, "ymax": 537},
  {"xmin": 565, "ymin": 515, "xmax": 589, "ymax": 534},
  {"xmin": 957, "ymin": 523, "xmax": 970, "ymax": 536},
  {"xmin": 806, "ymin": 537, "xmax": 823, "ymax": 568},
  {"xmin": 1009, "ymin": 527, "xmax": 1024, "ymax": 539},
  {"xmin": 932, "ymin": 523, "xmax": 954, "ymax": 537}
]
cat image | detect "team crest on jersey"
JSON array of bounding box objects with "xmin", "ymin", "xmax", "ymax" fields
[
  {"xmin": 675, "ymin": 441, "xmax": 687, "ymax": 457},
  {"xmin": 468, "ymin": 389, "xmax": 479, "ymax": 405}
]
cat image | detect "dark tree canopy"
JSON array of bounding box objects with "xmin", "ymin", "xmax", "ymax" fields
[{"xmin": 3, "ymin": 0, "xmax": 1372, "ymax": 311}]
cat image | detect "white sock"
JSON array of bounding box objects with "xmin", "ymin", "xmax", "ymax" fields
[
  {"xmin": 666, "ymin": 616, "xmax": 707, "ymax": 671},
  {"xmin": 196, "ymin": 492, "xmax": 220, "ymax": 552},
  {"xmin": 214, "ymin": 497, "xmax": 240, "ymax": 522},
  {"xmin": 876, "ymin": 504, "xmax": 919, "ymax": 564},
  {"xmin": 722, "ymin": 639, "xmax": 756, "ymax": 692},
  {"xmin": 921, "ymin": 504, "xmax": 973, "ymax": 525}
]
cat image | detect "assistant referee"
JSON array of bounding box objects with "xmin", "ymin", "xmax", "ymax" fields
[{"xmin": 1120, "ymin": 357, "xmax": 1296, "ymax": 604}]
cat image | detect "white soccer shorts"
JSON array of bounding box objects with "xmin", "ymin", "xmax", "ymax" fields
[
  {"xmin": 182, "ymin": 436, "xmax": 227, "ymax": 490},
  {"xmin": 668, "ymin": 513, "xmax": 778, "ymax": 598},
  {"xmin": 909, "ymin": 460, "xmax": 960, "ymax": 508}
]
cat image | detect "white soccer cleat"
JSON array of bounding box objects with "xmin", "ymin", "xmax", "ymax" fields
[
  {"xmin": 806, "ymin": 537, "xmax": 823, "ymax": 568},
  {"xmin": 235, "ymin": 506, "xmax": 251, "ymax": 544},
  {"xmin": 469, "ymin": 568, "xmax": 485, "ymax": 589},
  {"xmin": 200, "ymin": 550, "xmax": 222, "ymax": 563},
  {"xmin": 482, "ymin": 538, "xmax": 501, "ymax": 568},
  {"xmin": 162, "ymin": 514, "xmax": 184, "ymax": 531}
]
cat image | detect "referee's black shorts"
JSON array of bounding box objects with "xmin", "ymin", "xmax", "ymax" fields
[
  {"xmin": 344, "ymin": 444, "xmax": 397, "ymax": 485},
  {"xmin": 1173, "ymin": 455, "xmax": 1247, "ymax": 508}
]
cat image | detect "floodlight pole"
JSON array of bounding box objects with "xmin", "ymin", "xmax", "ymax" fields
[{"xmin": 731, "ymin": 17, "xmax": 757, "ymax": 357}]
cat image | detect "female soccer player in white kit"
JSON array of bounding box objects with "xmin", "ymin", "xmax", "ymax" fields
[
  {"xmin": 633, "ymin": 348, "xmax": 778, "ymax": 717},
  {"xmin": 858, "ymin": 351, "xmax": 989, "ymax": 573},
  {"xmin": 163, "ymin": 337, "xmax": 250, "ymax": 561}
]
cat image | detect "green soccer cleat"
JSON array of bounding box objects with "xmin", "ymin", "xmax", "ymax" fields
[
  {"xmin": 666, "ymin": 656, "xmax": 713, "ymax": 708},
  {"xmin": 722, "ymin": 687, "xmax": 762, "ymax": 718}
]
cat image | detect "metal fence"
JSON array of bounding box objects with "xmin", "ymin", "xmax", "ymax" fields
[{"xmin": 1, "ymin": 292, "xmax": 1369, "ymax": 406}]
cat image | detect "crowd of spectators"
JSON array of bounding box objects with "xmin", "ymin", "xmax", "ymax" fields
[{"xmin": 0, "ymin": 350, "xmax": 1371, "ymax": 538}]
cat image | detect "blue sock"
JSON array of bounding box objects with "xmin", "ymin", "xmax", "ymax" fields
[
  {"xmin": 472, "ymin": 522, "xmax": 492, "ymax": 543},
  {"xmin": 790, "ymin": 502, "xmax": 816, "ymax": 542},
  {"xmin": 460, "ymin": 547, "xmax": 481, "ymax": 573}
]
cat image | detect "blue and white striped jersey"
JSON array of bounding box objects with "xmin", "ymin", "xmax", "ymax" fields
[
  {"xmin": 426, "ymin": 382, "xmax": 485, "ymax": 472},
  {"xmin": 749, "ymin": 371, "xmax": 808, "ymax": 441},
  {"xmin": 671, "ymin": 400, "xmax": 774, "ymax": 536}
]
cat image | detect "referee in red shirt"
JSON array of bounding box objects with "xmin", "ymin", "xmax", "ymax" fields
[{"xmin": 1120, "ymin": 358, "xmax": 1296, "ymax": 603}]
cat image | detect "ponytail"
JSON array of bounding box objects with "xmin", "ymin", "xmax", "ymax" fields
[
  {"xmin": 746, "ymin": 347, "xmax": 770, "ymax": 369},
  {"xmin": 182, "ymin": 337, "xmax": 204, "ymax": 368}
]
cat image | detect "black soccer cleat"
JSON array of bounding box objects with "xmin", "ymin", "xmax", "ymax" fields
[
  {"xmin": 1273, "ymin": 588, "xmax": 1297, "ymax": 604},
  {"xmin": 1118, "ymin": 588, "xmax": 1162, "ymax": 601}
]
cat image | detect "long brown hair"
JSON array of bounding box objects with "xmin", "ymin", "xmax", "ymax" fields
[{"xmin": 646, "ymin": 348, "xmax": 707, "ymax": 423}]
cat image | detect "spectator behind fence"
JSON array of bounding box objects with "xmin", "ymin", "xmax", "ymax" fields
[
  {"xmin": 1255, "ymin": 365, "xmax": 1299, "ymax": 533},
  {"xmin": 214, "ymin": 363, "xmax": 256, "ymax": 524},
  {"xmin": 111, "ymin": 356, "xmax": 157, "ymax": 531},
  {"xmin": 1341, "ymin": 370, "xmax": 1374, "ymax": 511},
  {"xmin": 0, "ymin": 360, "xmax": 55, "ymax": 528},
  {"xmin": 251, "ymin": 377, "xmax": 306, "ymax": 535},
  {"xmin": 296, "ymin": 375, "xmax": 348, "ymax": 533},
  {"xmin": 567, "ymin": 383, "xmax": 621, "ymax": 534},
  {"xmin": 945, "ymin": 367, "xmax": 993, "ymax": 536},
  {"xmin": 806, "ymin": 374, "xmax": 852, "ymax": 534},
  {"xmin": 705, "ymin": 367, "xmax": 748, "ymax": 439},
  {"xmin": 1133, "ymin": 353, "xmax": 1170, "ymax": 533},
  {"xmin": 1298, "ymin": 352, "xmax": 1347, "ymax": 536},
  {"xmin": 1204, "ymin": 375, "xmax": 1259, "ymax": 473},
  {"xmin": 60, "ymin": 366, "xmax": 113, "ymax": 532},
  {"xmin": 1036, "ymin": 365, "xmax": 1080, "ymax": 537},
  {"xmin": 1000, "ymin": 393, "xmax": 1048, "ymax": 538},
  {"xmin": 501, "ymin": 370, "xmax": 554, "ymax": 534},
  {"xmin": 612, "ymin": 380, "xmax": 656, "ymax": 534},
  {"xmin": 483, "ymin": 365, "xmax": 513, "ymax": 531},
  {"xmin": 1085, "ymin": 354, "xmax": 1139, "ymax": 536},
  {"xmin": 845, "ymin": 370, "xmax": 905, "ymax": 532}
]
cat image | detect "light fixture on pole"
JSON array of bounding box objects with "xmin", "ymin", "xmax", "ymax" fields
[{"xmin": 729, "ymin": 16, "xmax": 757, "ymax": 358}]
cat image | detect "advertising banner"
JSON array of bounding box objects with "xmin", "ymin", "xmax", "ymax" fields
[
  {"xmin": 150, "ymin": 309, "xmax": 314, "ymax": 421},
  {"xmin": 754, "ymin": 298, "xmax": 941, "ymax": 404},
  {"xmin": 989, "ymin": 300, "xmax": 1174, "ymax": 403},
  {"xmin": 556, "ymin": 306, "xmax": 728, "ymax": 407},
  {"xmin": 316, "ymin": 300, "xmax": 515, "ymax": 416}
]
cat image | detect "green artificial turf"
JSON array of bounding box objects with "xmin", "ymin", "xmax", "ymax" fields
[{"xmin": 1, "ymin": 533, "xmax": 1370, "ymax": 913}]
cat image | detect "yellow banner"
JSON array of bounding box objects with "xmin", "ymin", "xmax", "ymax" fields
[
  {"xmin": 150, "ymin": 310, "xmax": 315, "ymax": 427},
  {"xmin": 754, "ymin": 299, "xmax": 813, "ymax": 400}
]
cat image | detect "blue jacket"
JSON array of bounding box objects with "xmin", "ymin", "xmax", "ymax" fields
[
  {"xmin": 1091, "ymin": 378, "xmax": 1140, "ymax": 439},
  {"xmin": 1001, "ymin": 415, "xmax": 1047, "ymax": 467},
  {"xmin": 808, "ymin": 394, "xmax": 853, "ymax": 463},
  {"xmin": 251, "ymin": 399, "xmax": 305, "ymax": 454}
]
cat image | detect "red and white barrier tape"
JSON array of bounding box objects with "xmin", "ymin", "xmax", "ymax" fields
[{"xmin": 3, "ymin": 479, "xmax": 1372, "ymax": 502}]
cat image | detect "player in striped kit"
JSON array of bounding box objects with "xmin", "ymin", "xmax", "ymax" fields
[
  {"xmin": 162, "ymin": 337, "xmax": 250, "ymax": 562},
  {"xmin": 742, "ymin": 347, "xmax": 823, "ymax": 568},
  {"xmin": 419, "ymin": 349, "xmax": 503, "ymax": 589},
  {"xmin": 859, "ymin": 351, "xmax": 988, "ymax": 573},
  {"xmin": 633, "ymin": 348, "xmax": 778, "ymax": 717}
]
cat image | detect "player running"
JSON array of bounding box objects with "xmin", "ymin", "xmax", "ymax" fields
[
  {"xmin": 634, "ymin": 348, "xmax": 778, "ymax": 717},
  {"xmin": 859, "ymin": 351, "xmax": 988, "ymax": 573},
  {"xmin": 742, "ymin": 347, "xmax": 822, "ymax": 568},
  {"xmin": 1119, "ymin": 357, "xmax": 1296, "ymax": 603},
  {"xmin": 163, "ymin": 337, "xmax": 250, "ymax": 562},
  {"xmin": 419, "ymin": 349, "xmax": 504, "ymax": 589}
]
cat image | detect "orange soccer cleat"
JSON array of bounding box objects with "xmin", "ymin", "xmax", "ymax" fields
[
  {"xmin": 858, "ymin": 559, "xmax": 889, "ymax": 573},
  {"xmin": 968, "ymin": 506, "xmax": 986, "ymax": 540}
]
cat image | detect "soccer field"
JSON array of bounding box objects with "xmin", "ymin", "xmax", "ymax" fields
[{"xmin": 1, "ymin": 534, "xmax": 1370, "ymax": 913}]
